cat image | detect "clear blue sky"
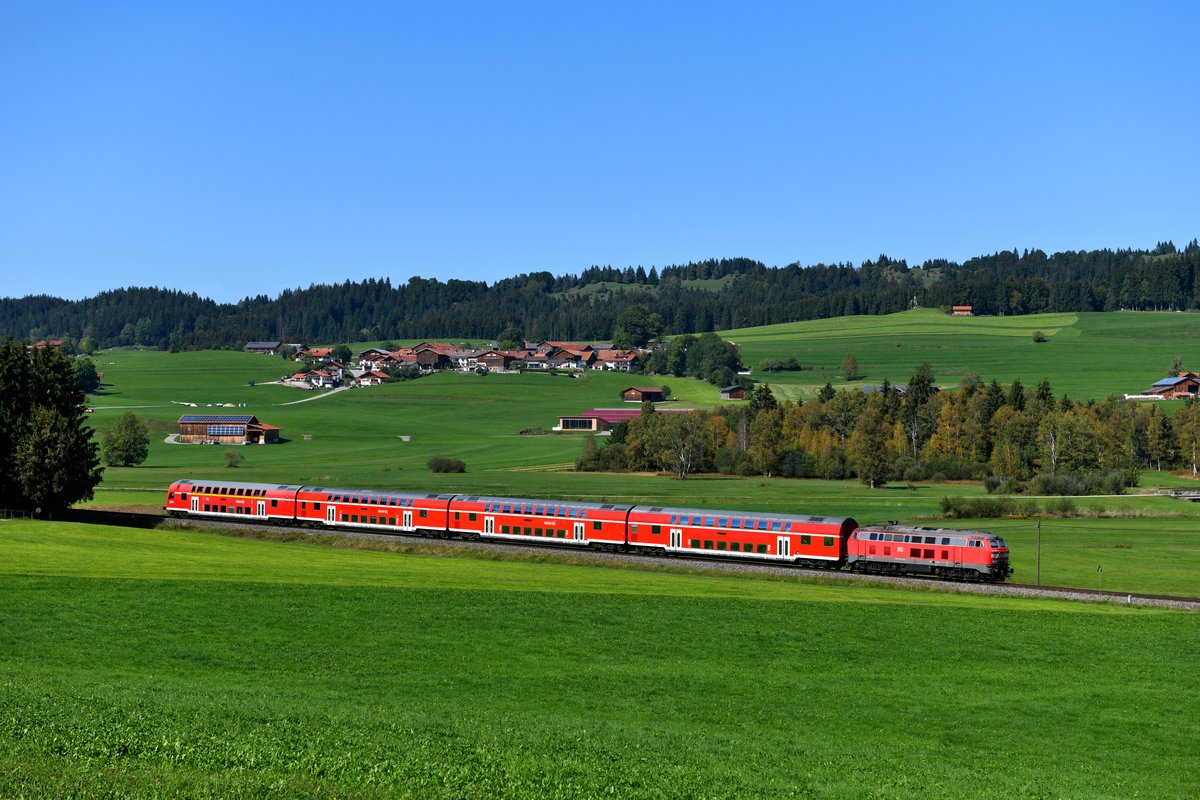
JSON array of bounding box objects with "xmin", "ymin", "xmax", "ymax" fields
[{"xmin": 2, "ymin": 1, "xmax": 1197, "ymax": 303}]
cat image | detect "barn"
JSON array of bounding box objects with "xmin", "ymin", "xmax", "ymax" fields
[
  {"xmin": 621, "ymin": 386, "xmax": 666, "ymax": 403},
  {"xmin": 178, "ymin": 414, "xmax": 281, "ymax": 445},
  {"xmin": 556, "ymin": 407, "xmax": 695, "ymax": 432}
]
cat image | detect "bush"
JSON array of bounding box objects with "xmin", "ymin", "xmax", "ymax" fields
[
  {"xmin": 1045, "ymin": 497, "xmax": 1077, "ymax": 517},
  {"xmin": 1033, "ymin": 330, "xmax": 1047, "ymax": 343},
  {"xmin": 427, "ymin": 457, "xmax": 466, "ymax": 473},
  {"xmin": 1032, "ymin": 470, "xmax": 1130, "ymax": 496},
  {"xmin": 224, "ymin": 449, "xmax": 244, "ymax": 468},
  {"xmin": 939, "ymin": 495, "xmax": 1017, "ymax": 519}
]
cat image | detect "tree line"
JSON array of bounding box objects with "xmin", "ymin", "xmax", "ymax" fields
[
  {"xmin": 578, "ymin": 368, "xmax": 1199, "ymax": 492},
  {"xmin": 4, "ymin": 242, "xmax": 1200, "ymax": 350}
]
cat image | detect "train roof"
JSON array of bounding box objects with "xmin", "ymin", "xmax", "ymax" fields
[
  {"xmin": 455, "ymin": 495, "xmax": 635, "ymax": 512},
  {"xmin": 171, "ymin": 478, "xmax": 305, "ymax": 492},
  {"xmin": 630, "ymin": 504, "xmax": 853, "ymax": 527},
  {"xmin": 301, "ymin": 486, "xmax": 458, "ymax": 501},
  {"xmin": 860, "ymin": 523, "xmax": 1001, "ymax": 540}
]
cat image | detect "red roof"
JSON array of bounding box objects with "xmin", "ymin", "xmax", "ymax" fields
[{"xmin": 562, "ymin": 408, "xmax": 694, "ymax": 424}]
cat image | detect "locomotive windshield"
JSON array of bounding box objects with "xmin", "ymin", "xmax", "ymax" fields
[{"xmin": 991, "ymin": 538, "xmax": 1007, "ymax": 548}]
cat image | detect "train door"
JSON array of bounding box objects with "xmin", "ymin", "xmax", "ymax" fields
[
  {"xmin": 574, "ymin": 522, "xmax": 585, "ymax": 541},
  {"xmin": 257, "ymin": 500, "xmax": 266, "ymax": 517},
  {"xmin": 777, "ymin": 536, "xmax": 791, "ymax": 558},
  {"xmin": 190, "ymin": 496, "xmax": 199, "ymax": 513},
  {"xmin": 403, "ymin": 510, "xmax": 413, "ymax": 530},
  {"xmin": 485, "ymin": 517, "xmax": 495, "ymax": 534},
  {"xmin": 326, "ymin": 505, "xmax": 337, "ymax": 524},
  {"xmin": 670, "ymin": 528, "xmax": 682, "ymax": 550}
]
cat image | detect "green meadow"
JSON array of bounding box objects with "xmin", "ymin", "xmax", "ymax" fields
[
  {"xmin": 1, "ymin": 520, "xmax": 1197, "ymax": 798},
  {"xmin": 78, "ymin": 310, "xmax": 1200, "ymax": 596},
  {"xmin": 724, "ymin": 308, "xmax": 1200, "ymax": 402}
]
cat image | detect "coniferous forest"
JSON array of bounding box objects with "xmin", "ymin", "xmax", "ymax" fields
[{"xmin": 1, "ymin": 241, "xmax": 1199, "ymax": 349}]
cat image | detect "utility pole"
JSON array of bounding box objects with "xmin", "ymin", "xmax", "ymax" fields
[{"xmin": 1036, "ymin": 520, "xmax": 1041, "ymax": 586}]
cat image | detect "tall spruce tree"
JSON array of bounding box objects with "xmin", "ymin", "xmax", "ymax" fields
[{"xmin": 0, "ymin": 338, "xmax": 103, "ymax": 511}]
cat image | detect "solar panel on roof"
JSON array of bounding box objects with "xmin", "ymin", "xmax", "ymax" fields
[{"xmin": 179, "ymin": 415, "xmax": 255, "ymax": 424}]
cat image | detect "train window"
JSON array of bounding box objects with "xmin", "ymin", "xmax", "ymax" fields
[
  {"xmin": 824, "ymin": 537, "xmax": 834, "ymax": 547},
  {"xmin": 731, "ymin": 519, "xmax": 741, "ymax": 528},
  {"xmin": 771, "ymin": 521, "xmax": 781, "ymax": 531},
  {"xmin": 503, "ymin": 504, "xmax": 511, "ymax": 513},
  {"xmin": 756, "ymin": 544, "xmax": 768, "ymax": 554},
  {"xmin": 388, "ymin": 518, "xmax": 397, "ymax": 525},
  {"xmin": 535, "ymin": 528, "xmax": 543, "ymax": 536},
  {"xmin": 924, "ymin": 549, "xmax": 934, "ymax": 559},
  {"xmin": 420, "ymin": 510, "xmax": 427, "ymax": 518},
  {"xmin": 731, "ymin": 542, "xmax": 740, "ymax": 551},
  {"xmin": 702, "ymin": 517, "xmax": 713, "ymax": 526},
  {"xmin": 272, "ymin": 500, "xmax": 279, "ymax": 508},
  {"xmin": 203, "ymin": 504, "xmax": 210, "ymax": 511},
  {"xmin": 351, "ymin": 514, "xmax": 359, "ymax": 522},
  {"xmin": 757, "ymin": 520, "xmax": 768, "ymax": 530},
  {"xmin": 501, "ymin": 525, "xmax": 509, "ymax": 534},
  {"xmin": 370, "ymin": 516, "xmax": 377, "ymax": 525},
  {"xmin": 390, "ymin": 498, "xmax": 398, "ymax": 506},
  {"xmin": 468, "ymin": 513, "xmax": 476, "ymax": 521},
  {"xmin": 341, "ymin": 514, "xmax": 348, "ymax": 522},
  {"xmin": 313, "ymin": 503, "xmax": 320, "ymax": 511},
  {"xmin": 454, "ymin": 512, "xmax": 460, "ymax": 520},
  {"xmin": 652, "ymin": 525, "xmax": 661, "ymax": 535},
  {"xmin": 717, "ymin": 541, "xmax": 726, "ymax": 551},
  {"xmin": 704, "ymin": 540, "xmax": 713, "ymax": 549},
  {"xmin": 801, "ymin": 535, "xmax": 811, "ymax": 545}
]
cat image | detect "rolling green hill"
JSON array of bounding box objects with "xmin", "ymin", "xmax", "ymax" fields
[{"xmin": 726, "ymin": 309, "xmax": 1199, "ymax": 401}]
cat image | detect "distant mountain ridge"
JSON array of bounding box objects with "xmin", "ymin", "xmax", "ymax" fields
[{"xmin": 2, "ymin": 241, "xmax": 1199, "ymax": 350}]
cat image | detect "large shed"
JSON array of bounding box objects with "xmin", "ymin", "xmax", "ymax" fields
[
  {"xmin": 178, "ymin": 415, "xmax": 281, "ymax": 445},
  {"xmin": 621, "ymin": 386, "xmax": 666, "ymax": 403}
]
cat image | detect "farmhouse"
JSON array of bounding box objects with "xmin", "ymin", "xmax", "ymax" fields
[
  {"xmin": 244, "ymin": 341, "xmax": 282, "ymax": 355},
  {"xmin": 621, "ymin": 386, "xmax": 666, "ymax": 403},
  {"xmin": 178, "ymin": 414, "xmax": 281, "ymax": 445},
  {"xmin": 1141, "ymin": 373, "xmax": 1200, "ymax": 399},
  {"xmin": 556, "ymin": 407, "xmax": 695, "ymax": 432},
  {"xmin": 951, "ymin": 306, "xmax": 973, "ymax": 317}
]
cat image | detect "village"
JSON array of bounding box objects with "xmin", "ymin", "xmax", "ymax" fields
[{"xmin": 243, "ymin": 339, "xmax": 647, "ymax": 390}]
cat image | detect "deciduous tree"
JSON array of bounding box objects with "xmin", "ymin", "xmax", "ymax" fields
[{"xmin": 101, "ymin": 411, "xmax": 150, "ymax": 467}]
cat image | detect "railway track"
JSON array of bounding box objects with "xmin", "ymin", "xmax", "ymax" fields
[{"xmin": 61, "ymin": 508, "xmax": 1200, "ymax": 611}]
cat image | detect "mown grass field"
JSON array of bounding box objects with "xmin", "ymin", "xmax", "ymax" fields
[{"xmin": 2, "ymin": 520, "xmax": 1197, "ymax": 798}]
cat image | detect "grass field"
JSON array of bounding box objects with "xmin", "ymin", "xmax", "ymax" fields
[
  {"xmin": 1, "ymin": 520, "xmax": 1197, "ymax": 798},
  {"xmin": 724, "ymin": 308, "xmax": 1200, "ymax": 401},
  {"xmin": 77, "ymin": 312, "xmax": 1200, "ymax": 596}
]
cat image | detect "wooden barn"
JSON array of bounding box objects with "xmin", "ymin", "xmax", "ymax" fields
[
  {"xmin": 1143, "ymin": 373, "xmax": 1200, "ymax": 399},
  {"xmin": 720, "ymin": 385, "xmax": 747, "ymax": 400},
  {"xmin": 178, "ymin": 414, "xmax": 281, "ymax": 445},
  {"xmin": 621, "ymin": 386, "xmax": 666, "ymax": 403}
]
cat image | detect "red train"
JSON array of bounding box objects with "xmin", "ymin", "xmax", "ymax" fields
[{"xmin": 164, "ymin": 479, "xmax": 1013, "ymax": 582}]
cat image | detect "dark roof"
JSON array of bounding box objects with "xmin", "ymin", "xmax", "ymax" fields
[
  {"xmin": 179, "ymin": 415, "xmax": 257, "ymax": 424},
  {"xmin": 720, "ymin": 385, "xmax": 743, "ymax": 392},
  {"xmin": 244, "ymin": 341, "xmax": 281, "ymax": 349}
]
